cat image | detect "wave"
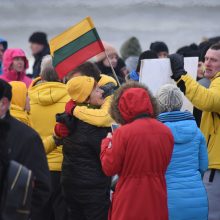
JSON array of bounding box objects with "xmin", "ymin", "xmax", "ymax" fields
[{"xmin": 1, "ymin": 0, "xmax": 220, "ymax": 8}]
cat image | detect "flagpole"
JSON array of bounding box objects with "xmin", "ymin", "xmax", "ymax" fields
[{"xmin": 104, "ymin": 50, "xmax": 121, "ymax": 86}]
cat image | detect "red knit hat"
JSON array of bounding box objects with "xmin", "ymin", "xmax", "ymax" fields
[{"xmin": 118, "ymin": 88, "xmax": 154, "ymax": 123}]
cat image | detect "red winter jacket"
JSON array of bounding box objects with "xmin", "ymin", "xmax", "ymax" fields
[{"xmin": 101, "ymin": 118, "xmax": 174, "ymax": 220}]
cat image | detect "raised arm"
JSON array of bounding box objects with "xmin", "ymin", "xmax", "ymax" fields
[
  {"xmin": 100, "ymin": 129, "xmax": 126, "ymax": 176},
  {"xmin": 73, "ymin": 96, "xmax": 113, "ymax": 127}
]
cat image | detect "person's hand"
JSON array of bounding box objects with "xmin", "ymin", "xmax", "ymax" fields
[
  {"xmin": 169, "ymin": 54, "xmax": 187, "ymax": 81},
  {"xmin": 107, "ymin": 132, "xmax": 112, "ymax": 139},
  {"xmin": 65, "ymin": 99, "xmax": 76, "ymax": 115},
  {"xmin": 54, "ymin": 123, "xmax": 69, "ymax": 138},
  {"xmin": 101, "ymin": 133, "xmax": 113, "ymax": 149}
]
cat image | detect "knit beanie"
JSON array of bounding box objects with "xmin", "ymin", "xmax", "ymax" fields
[
  {"xmin": 150, "ymin": 41, "xmax": 169, "ymax": 54},
  {"xmin": 157, "ymin": 84, "xmax": 183, "ymax": 113},
  {"xmin": 29, "ymin": 32, "xmax": 48, "ymax": 46},
  {"xmin": 120, "ymin": 37, "xmax": 142, "ymax": 60},
  {"xmin": 96, "ymin": 42, "xmax": 118, "ymax": 62},
  {"xmin": 66, "ymin": 76, "xmax": 95, "ymax": 103},
  {"xmin": 10, "ymin": 81, "xmax": 27, "ymax": 109}
]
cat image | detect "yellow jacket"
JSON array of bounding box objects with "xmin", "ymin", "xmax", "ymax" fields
[
  {"xmin": 29, "ymin": 78, "xmax": 70, "ymax": 171},
  {"xmin": 9, "ymin": 81, "xmax": 32, "ymax": 126},
  {"xmin": 178, "ymin": 72, "xmax": 220, "ymax": 169},
  {"xmin": 10, "ymin": 104, "xmax": 31, "ymax": 126},
  {"xmin": 73, "ymin": 74, "xmax": 116, "ymax": 127}
]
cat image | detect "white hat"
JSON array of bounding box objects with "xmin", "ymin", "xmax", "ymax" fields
[{"xmin": 157, "ymin": 84, "xmax": 183, "ymax": 113}]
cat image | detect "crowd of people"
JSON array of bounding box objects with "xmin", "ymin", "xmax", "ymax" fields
[{"xmin": 0, "ymin": 31, "xmax": 220, "ymax": 220}]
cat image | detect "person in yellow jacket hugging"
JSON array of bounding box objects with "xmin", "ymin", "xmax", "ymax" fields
[
  {"xmin": 9, "ymin": 81, "xmax": 31, "ymax": 126},
  {"xmin": 54, "ymin": 61, "xmax": 117, "ymax": 138},
  {"xmin": 169, "ymin": 42, "xmax": 220, "ymax": 220},
  {"xmin": 55, "ymin": 75, "xmax": 113, "ymax": 220}
]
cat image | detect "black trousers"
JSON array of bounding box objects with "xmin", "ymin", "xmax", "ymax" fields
[
  {"xmin": 62, "ymin": 181, "xmax": 110, "ymax": 220},
  {"xmin": 39, "ymin": 171, "xmax": 68, "ymax": 220}
]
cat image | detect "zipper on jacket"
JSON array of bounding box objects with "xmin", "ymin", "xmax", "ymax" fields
[
  {"xmin": 16, "ymin": 209, "xmax": 30, "ymax": 215},
  {"xmin": 23, "ymin": 170, "xmax": 32, "ymax": 206},
  {"xmin": 207, "ymin": 135, "xmax": 211, "ymax": 147},
  {"xmin": 10, "ymin": 165, "xmax": 22, "ymax": 190}
]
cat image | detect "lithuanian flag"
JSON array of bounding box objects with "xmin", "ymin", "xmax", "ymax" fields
[{"xmin": 50, "ymin": 17, "xmax": 104, "ymax": 79}]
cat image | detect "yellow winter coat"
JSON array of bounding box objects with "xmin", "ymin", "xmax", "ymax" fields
[
  {"xmin": 178, "ymin": 72, "xmax": 220, "ymax": 169},
  {"xmin": 73, "ymin": 74, "xmax": 116, "ymax": 127},
  {"xmin": 10, "ymin": 104, "xmax": 31, "ymax": 126},
  {"xmin": 29, "ymin": 78, "xmax": 70, "ymax": 171},
  {"xmin": 9, "ymin": 81, "xmax": 31, "ymax": 126}
]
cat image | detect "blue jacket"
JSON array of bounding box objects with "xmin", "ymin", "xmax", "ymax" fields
[
  {"xmin": 158, "ymin": 111, "xmax": 208, "ymax": 220},
  {"xmin": 0, "ymin": 38, "xmax": 8, "ymax": 75}
]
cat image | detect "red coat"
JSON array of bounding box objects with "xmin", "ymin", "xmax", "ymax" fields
[{"xmin": 101, "ymin": 118, "xmax": 174, "ymax": 220}]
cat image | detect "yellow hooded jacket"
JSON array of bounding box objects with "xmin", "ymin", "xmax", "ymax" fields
[
  {"xmin": 178, "ymin": 72, "xmax": 220, "ymax": 169},
  {"xmin": 29, "ymin": 78, "xmax": 70, "ymax": 171},
  {"xmin": 73, "ymin": 74, "xmax": 116, "ymax": 127},
  {"xmin": 9, "ymin": 81, "xmax": 31, "ymax": 126}
]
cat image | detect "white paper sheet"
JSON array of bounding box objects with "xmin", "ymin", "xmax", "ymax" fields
[{"xmin": 140, "ymin": 57, "xmax": 198, "ymax": 112}]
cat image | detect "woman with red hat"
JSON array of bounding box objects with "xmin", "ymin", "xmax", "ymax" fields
[{"xmin": 100, "ymin": 81, "xmax": 174, "ymax": 220}]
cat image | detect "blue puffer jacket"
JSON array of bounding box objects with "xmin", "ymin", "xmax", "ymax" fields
[
  {"xmin": 158, "ymin": 111, "xmax": 208, "ymax": 220},
  {"xmin": 0, "ymin": 38, "xmax": 8, "ymax": 75}
]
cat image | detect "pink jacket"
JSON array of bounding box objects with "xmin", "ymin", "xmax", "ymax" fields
[{"xmin": 0, "ymin": 48, "xmax": 32, "ymax": 88}]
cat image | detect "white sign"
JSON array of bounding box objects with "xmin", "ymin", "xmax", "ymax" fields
[{"xmin": 140, "ymin": 57, "xmax": 198, "ymax": 112}]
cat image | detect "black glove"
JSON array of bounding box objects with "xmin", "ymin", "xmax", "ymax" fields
[
  {"xmin": 100, "ymin": 83, "xmax": 117, "ymax": 99},
  {"xmin": 169, "ymin": 54, "xmax": 187, "ymax": 81}
]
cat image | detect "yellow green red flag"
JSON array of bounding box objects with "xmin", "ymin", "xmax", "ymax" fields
[{"xmin": 50, "ymin": 17, "xmax": 104, "ymax": 79}]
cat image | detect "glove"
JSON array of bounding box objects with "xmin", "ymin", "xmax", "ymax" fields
[
  {"xmin": 169, "ymin": 54, "xmax": 187, "ymax": 81},
  {"xmin": 54, "ymin": 123, "xmax": 69, "ymax": 138},
  {"xmin": 53, "ymin": 135, "xmax": 64, "ymax": 147},
  {"xmin": 65, "ymin": 99, "xmax": 76, "ymax": 115}
]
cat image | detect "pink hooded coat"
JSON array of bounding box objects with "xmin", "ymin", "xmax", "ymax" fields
[{"xmin": 0, "ymin": 48, "xmax": 32, "ymax": 88}]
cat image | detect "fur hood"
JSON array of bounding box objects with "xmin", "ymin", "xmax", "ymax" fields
[{"xmin": 110, "ymin": 81, "xmax": 158, "ymax": 124}]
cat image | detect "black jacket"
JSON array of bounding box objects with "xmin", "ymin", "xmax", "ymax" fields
[
  {"xmin": 32, "ymin": 45, "xmax": 50, "ymax": 78},
  {"xmin": 2, "ymin": 113, "xmax": 51, "ymax": 218},
  {"xmin": 62, "ymin": 118, "xmax": 111, "ymax": 190},
  {"xmin": 96, "ymin": 61, "xmax": 125, "ymax": 84}
]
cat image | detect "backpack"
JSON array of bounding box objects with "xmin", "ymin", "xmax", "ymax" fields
[{"xmin": 0, "ymin": 160, "xmax": 33, "ymax": 220}]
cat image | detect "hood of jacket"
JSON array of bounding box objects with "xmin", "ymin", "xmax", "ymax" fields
[
  {"xmin": 1, "ymin": 48, "xmax": 29, "ymax": 81},
  {"xmin": 98, "ymin": 74, "xmax": 117, "ymax": 87},
  {"xmin": 118, "ymin": 87, "xmax": 154, "ymax": 123},
  {"xmin": 10, "ymin": 81, "xmax": 27, "ymax": 110},
  {"xmin": 29, "ymin": 78, "xmax": 69, "ymax": 106},
  {"xmin": 0, "ymin": 38, "xmax": 8, "ymax": 50},
  {"xmin": 159, "ymin": 111, "xmax": 198, "ymax": 144}
]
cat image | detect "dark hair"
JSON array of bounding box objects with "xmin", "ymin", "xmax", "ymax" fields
[
  {"xmin": 198, "ymin": 41, "xmax": 213, "ymax": 62},
  {"xmin": 0, "ymin": 79, "xmax": 12, "ymax": 101},
  {"xmin": 29, "ymin": 32, "xmax": 48, "ymax": 46},
  {"xmin": 136, "ymin": 50, "xmax": 158, "ymax": 72},
  {"xmin": 210, "ymin": 42, "xmax": 220, "ymax": 50},
  {"xmin": 110, "ymin": 81, "xmax": 158, "ymax": 124},
  {"xmin": 150, "ymin": 41, "xmax": 169, "ymax": 53},
  {"xmin": 40, "ymin": 66, "xmax": 59, "ymax": 82},
  {"xmin": 68, "ymin": 62, "xmax": 101, "ymax": 82}
]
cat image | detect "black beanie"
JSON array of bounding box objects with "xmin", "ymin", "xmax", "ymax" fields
[
  {"xmin": 0, "ymin": 79, "xmax": 12, "ymax": 101},
  {"xmin": 29, "ymin": 32, "xmax": 48, "ymax": 46},
  {"xmin": 150, "ymin": 41, "xmax": 169, "ymax": 53}
]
